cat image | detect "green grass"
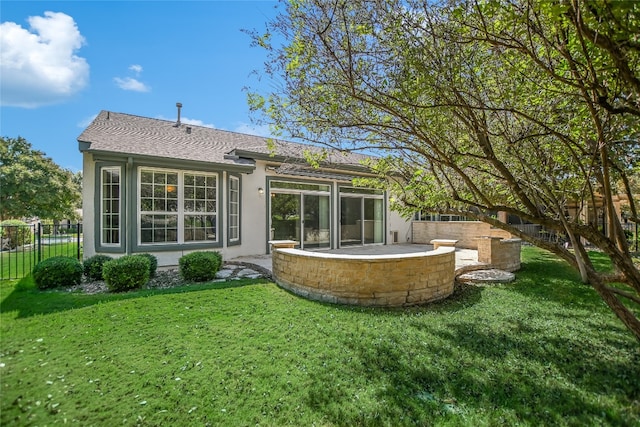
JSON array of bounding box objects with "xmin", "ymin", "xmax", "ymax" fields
[{"xmin": 1, "ymin": 247, "xmax": 638, "ymax": 426}]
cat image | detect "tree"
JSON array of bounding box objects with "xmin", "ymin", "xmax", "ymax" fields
[
  {"xmin": 248, "ymin": 0, "xmax": 640, "ymax": 339},
  {"xmin": 0, "ymin": 136, "xmax": 81, "ymax": 221}
]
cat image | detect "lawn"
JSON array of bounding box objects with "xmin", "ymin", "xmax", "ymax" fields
[{"xmin": 1, "ymin": 247, "xmax": 638, "ymax": 426}]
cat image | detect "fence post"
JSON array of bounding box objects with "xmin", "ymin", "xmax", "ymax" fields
[
  {"xmin": 37, "ymin": 222, "xmax": 42, "ymax": 264},
  {"xmin": 77, "ymin": 222, "xmax": 81, "ymax": 260}
]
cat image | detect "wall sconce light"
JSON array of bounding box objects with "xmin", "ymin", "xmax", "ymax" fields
[{"xmin": 258, "ymin": 187, "xmax": 264, "ymax": 195}]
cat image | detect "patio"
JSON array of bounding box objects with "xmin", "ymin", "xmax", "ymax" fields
[{"xmin": 230, "ymin": 243, "xmax": 481, "ymax": 274}]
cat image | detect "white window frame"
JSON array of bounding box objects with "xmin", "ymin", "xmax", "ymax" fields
[
  {"xmin": 100, "ymin": 166, "xmax": 122, "ymax": 247},
  {"xmin": 228, "ymin": 175, "xmax": 240, "ymax": 244},
  {"xmin": 137, "ymin": 167, "xmax": 218, "ymax": 246}
]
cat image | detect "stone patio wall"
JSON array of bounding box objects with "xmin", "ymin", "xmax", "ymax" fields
[
  {"xmin": 476, "ymin": 237, "xmax": 522, "ymax": 272},
  {"xmin": 271, "ymin": 247, "xmax": 456, "ymax": 307},
  {"xmin": 412, "ymin": 221, "xmax": 511, "ymax": 249}
]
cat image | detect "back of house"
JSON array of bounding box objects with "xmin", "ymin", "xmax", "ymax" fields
[{"xmin": 78, "ymin": 109, "xmax": 411, "ymax": 266}]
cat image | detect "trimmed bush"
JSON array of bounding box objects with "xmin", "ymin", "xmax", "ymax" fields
[
  {"xmin": 103, "ymin": 255, "xmax": 150, "ymax": 292},
  {"xmin": 134, "ymin": 253, "xmax": 158, "ymax": 278},
  {"xmin": 33, "ymin": 256, "xmax": 83, "ymax": 289},
  {"xmin": 179, "ymin": 251, "xmax": 223, "ymax": 282},
  {"xmin": 0, "ymin": 220, "xmax": 32, "ymax": 249},
  {"xmin": 83, "ymin": 254, "xmax": 113, "ymax": 280}
]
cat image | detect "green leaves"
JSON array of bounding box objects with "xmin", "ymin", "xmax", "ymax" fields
[
  {"xmin": 248, "ymin": 0, "xmax": 640, "ymax": 337},
  {"xmin": 0, "ymin": 136, "xmax": 81, "ymax": 221}
]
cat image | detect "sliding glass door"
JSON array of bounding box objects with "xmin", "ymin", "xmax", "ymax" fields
[
  {"xmin": 303, "ymin": 194, "xmax": 331, "ymax": 249},
  {"xmin": 340, "ymin": 187, "xmax": 385, "ymax": 247},
  {"xmin": 270, "ymin": 193, "xmax": 301, "ymax": 242},
  {"xmin": 340, "ymin": 197, "xmax": 363, "ymax": 246},
  {"xmin": 364, "ymin": 198, "xmax": 384, "ymax": 244},
  {"xmin": 269, "ymin": 181, "xmax": 331, "ymax": 250}
]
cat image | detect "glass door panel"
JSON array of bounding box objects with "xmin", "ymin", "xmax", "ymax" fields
[
  {"xmin": 340, "ymin": 197, "xmax": 362, "ymax": 246},
  {"xmin": 303, "ymin": 194, "xmax": 330, "ymax": 249},
  {"xmin": 270, "ymin": 193, "xmax": 301, "ymax": 243},
  {"xmin": 364, "ymin": 198, "xmax": 384, "ymax": 244}
]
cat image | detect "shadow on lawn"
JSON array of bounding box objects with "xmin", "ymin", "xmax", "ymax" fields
[
  {"xmin": 0, "ymin": 276, "xmax": 269, "ymax": 319},
  {"xmin": 301, "ymin": 255, "xmax": 639, "ymax": 425},
  {"xmin": 510, "ymin": 250, "xmax": 620, "ymax": 312},
  {"xmin": 306, "ymin": 316, "xmax": 640, "ymax": 426}
]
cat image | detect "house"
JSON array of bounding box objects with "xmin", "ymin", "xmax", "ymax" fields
[{"xmin": 78, "ymin": 109, "xmax": 411, "ymax": 266}]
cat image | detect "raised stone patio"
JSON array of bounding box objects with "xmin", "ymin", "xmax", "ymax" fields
[{"xmin": 229, "ymin": 242, "xmax": 520, "ymax": 289}]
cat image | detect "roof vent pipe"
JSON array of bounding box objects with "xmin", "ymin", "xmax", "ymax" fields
[{"xmin": 175, "ymin": 102, "xmax": 182, "ymax": 127}]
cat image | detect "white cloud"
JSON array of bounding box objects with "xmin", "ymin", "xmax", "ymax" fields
[
  {"xmin": 233, "ymin": 122, "xmax": 273, "ymax": 137},
  {"xmin": 157, "ymin": 115, "xmax": 215, "ymax": 128},
  {"xmin": 113, "ymin": 77, "xmax": 150, "ymax": 92},
  {"xmin": 77, "ymin": 113, "xmax": 97, "ymax": 128},
  {"xmin": 114, "ymin": 64, "xmax": 150, "ymax": 92},
  {"xmin": 181, "ymin": 117, "xmax": 215, "ymax": 128},
  {"xmin": 0, "ymin": 11, "xmax": 89, "ymax": 108},
  {"xmin": 129, "ymin": 64, "xmax": 143, "ymax": 75}
]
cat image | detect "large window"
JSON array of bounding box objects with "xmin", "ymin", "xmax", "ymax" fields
[
  {"xmin": 100, "ymin": 167, "xmax": 121, "ymax": 246},
  {"xmin": 139, "ymin": 168, "xmax": 217, "ymax": 245},
  {"xmin": 413, "ymin": 211, "xmax": 471, "ymax": 221},
  {"xmin": 228, "ymin": 175, "xmax": 240, "ymax": 244}
]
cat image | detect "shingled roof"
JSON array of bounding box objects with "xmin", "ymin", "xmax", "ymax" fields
[{"xmin": 78, "ymin": 111, "xmax": 371, "ymax": 173}]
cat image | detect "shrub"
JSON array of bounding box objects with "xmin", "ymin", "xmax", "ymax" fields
[
  {"xmin": 0, "ymin": 220, "xmax": 32, "ymax": 249},
  {"xmin": 103, "ymin": 255, "xmax": 150, "ymax": 292},
  {"xmin": 134, "ymin": 253, "xmax": 158, "ymax": 277},
  {"xmin": 179, "ymin": 251, "xmax": 223, "ymax": 282},
  {"xmin": 33, "ymin": 256, "xmax": 83, "ymax": 289},
  {"xmin": 83, "ymin": 254, "xmax": 113, "ymax": 280}
]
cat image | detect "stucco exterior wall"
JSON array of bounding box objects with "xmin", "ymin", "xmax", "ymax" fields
[
  {"xmin": 82, "ymin": 153, "xmax": 97, "ymax": 260},
  {"xmin": 272, "ymin": 246, "xmax": 456, "ymax": 306},
  {"xmin": 412, "ymin": 221, "xmax": 512, "ymax": 249},
  {"xmin": 83, "ymin": 155, "xmax": 412, "ymax": 266}
]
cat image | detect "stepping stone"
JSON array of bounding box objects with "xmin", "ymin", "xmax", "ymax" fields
[
  {"xmin": 216, "ymin": 269, "xmax": 234, "ymax": 279},
  {"xmin": 456, "ymin": 269, "xmax": 515, "ymax": 284},
  {"xmin": 236, "ymin": 268, "xmax": 259, "ymax": 278}
]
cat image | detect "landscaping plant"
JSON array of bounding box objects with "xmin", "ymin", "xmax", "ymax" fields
[
  {"xmin": 82, "ymin": 254, "xmax": 113, "ymax": 281},
  {"xmin": 134, "ymin": 253, "xmax": 158, "ymax": 278},
  {"xmin": 102, "ymin": 255, "xmax": 150, "ymax": 292},
  {"xmin": 32, "ymin": 256, "xmax": 83, "ymax": 289},
  {"xmin": 179, "ymin": 251, "xmax": 222, "ymax": 282}
]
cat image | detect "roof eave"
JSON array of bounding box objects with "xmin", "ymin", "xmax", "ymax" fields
[
  {"xmin": 83, "ymin": 149, "xmax": 256, "ymax": 174},
  {"xmin": 232, "ymin": 149, "xmax": 372, "ymax": 174}
]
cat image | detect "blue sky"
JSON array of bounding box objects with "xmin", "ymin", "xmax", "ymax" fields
[{"xmin": 1, "ymin": 1, "xmax": 281, "ymax": 172}]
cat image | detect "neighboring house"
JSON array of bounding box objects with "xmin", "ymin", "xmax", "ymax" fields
[{"xmin": 78, "ymin": 110, "xmax": 410, "ymax": 266}]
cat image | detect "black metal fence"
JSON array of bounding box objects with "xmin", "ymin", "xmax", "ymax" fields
[
  {"xmin": 511, "ymin": 222, "xmax": 638, "ymax": 251},
  {"xmin": 0, "ymin": 222, "xmax": 82, "ymax": 280}
]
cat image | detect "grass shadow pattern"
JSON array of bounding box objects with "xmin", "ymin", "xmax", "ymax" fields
[{"xmin": 1, "ymin": 247, "xmax": 639, "ymax": 426}]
